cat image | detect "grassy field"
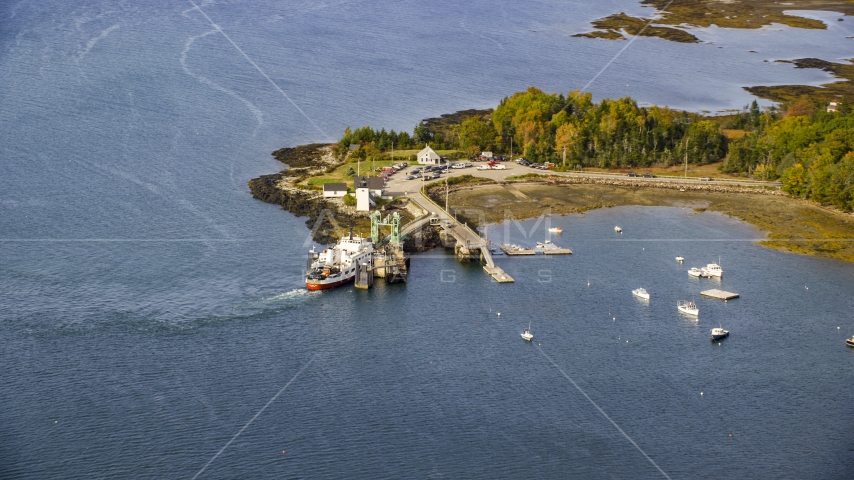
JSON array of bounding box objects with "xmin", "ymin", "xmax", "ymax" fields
[
  {"xmin": 301, "ymin": 159, "xmax": 402, "ymax": 189},
  {"xmin": 447, "ymin": 182, "xmax": 854, "ymax": 263}
]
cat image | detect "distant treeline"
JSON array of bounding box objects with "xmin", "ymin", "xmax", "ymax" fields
[
  {"xmin": 338, "ymin": 87, "xmax": 726, "ymax": 168},
  {"xmin": 337, "ymin": 87, "xmax": 853, "ymax": 210}
]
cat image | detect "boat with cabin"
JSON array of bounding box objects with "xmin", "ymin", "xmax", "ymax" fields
[
  {"xmin": 688, "ymin": 267, "xmax": 703, "ymax": 277},
  {"xmin": 614, "ymin": 226, "xmax": 622, "ymax": 233},
  {"xmin": 677, "ymin": 299, "xmax": 699, "ymax": 316},
  {"xmin": 521, "ymin": 322, "xmax": 533, "ymax": 341},
  {"xmin": 305, "ymin": 231, "xmax": 373, "ymax": 290},
  {"xmin": 548, "ymin": 227, "xmax": 563, "ymax": 233},
  {"xmin": 711, "ymin": 325, "xmax": 729, "ymax": 340},
  {"xmin": 632, "ymin": 288, "xmax": 650, "ymax": 300},
  {"xmin": 847, "ymin": 336, "xmax": 854, "ymax": 347},
  {"xmin": 704, "ymin": 262, "xmax": 723, "ymax": 278},
  {"xmin": 676, "ymin": 256, "xmax": 684, "ymax": 262}
]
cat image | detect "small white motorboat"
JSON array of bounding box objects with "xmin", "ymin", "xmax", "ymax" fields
[
  {"xmin": 521, "ymin": 322, "xmax": 533, "ymax": 342},
  {"xmin": 711, "ymin": 325, "xmax": 729, "ymax": 341},
  {"xmin": 632, "ymin": 287, "xmax": 650, "ymax": 300},
  {"xmin": 548, "ymin": 227, "xmax": 563, "ymax": 233},
  {"xmin": 676, "ymin": 256, "xmax": 684, "ymax": 262},
  {"xmin": 846, "ymin": 336, "xmax": 854, "ymax": 348},
  {"xmin": 614, "ymin": 226, "xmax": 622, "ymax": 233},
  {"xmin": 688, "ymin": 267, "xmax": 703, "ymax": 277},
  {"xmin": 677, "ymin": 299, "xmax": 699, "ymax": 316}
]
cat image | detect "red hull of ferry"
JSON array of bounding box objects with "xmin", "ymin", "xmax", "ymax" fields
[{"xmin": 305, "ymin": 276, "xmax": 354, "ymax": 291}]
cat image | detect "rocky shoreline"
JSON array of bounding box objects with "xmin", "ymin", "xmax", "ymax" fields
[{"xmin": 249, "ymin": 145, "xmax": 444, "ymax": 250}]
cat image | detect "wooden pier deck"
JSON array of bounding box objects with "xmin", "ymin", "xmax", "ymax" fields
[{"xmin": 701, "ymin": 289, "xmax": 739, "ymax": 300}]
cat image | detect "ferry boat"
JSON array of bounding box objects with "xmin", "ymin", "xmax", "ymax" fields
[
  {"xmin": 632, "ymin": 287, "xmax": 650, "ymax": 300},
  {"xmin": 677, "ymin": 299, "xmax": 699, "ymax": 316},
  {"xmin": 711, "ymin": 325, "xmax": 729, "ymax": 340},
  {"xmin": 305, "ymin": 232, "xmax": 373, "ymax": 291}
]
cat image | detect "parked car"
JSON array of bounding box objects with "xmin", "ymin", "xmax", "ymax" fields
[
  {"xmin": 492, "ymin": 164, "xmax": 506, "ymax": 170},
  {"xmin": 406, "ymin": 175, "xmax": 416, "ymax": 180},
  {"xmin": 699, "ymin": 177, "xmax": 712, "ymax": 181},
  {"xmin": 627, "ymin": 172, "xmax": 638, "ymax": 177},
  {"xmin": 476, "ymin": 165, "xmax": 490, "ymax": 170},
  {"xmin": 641, "ymin": 173, "xmax": 656, "ymax": 178},
  {"xmin": 432, "ymin": 172, "xmax": 441, "ymax": 179}
]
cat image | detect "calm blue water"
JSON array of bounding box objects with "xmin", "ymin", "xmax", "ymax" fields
[{"xmin": 2, "ymin": 1, "xmax": 854, "ymax": 478}]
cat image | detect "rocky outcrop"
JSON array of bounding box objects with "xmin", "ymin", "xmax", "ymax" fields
[{"xmin": 402, "ymin": 223, "xmax": 444, "ymax": 253}]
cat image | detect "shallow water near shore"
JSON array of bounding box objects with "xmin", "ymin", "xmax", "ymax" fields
[{"xmin": 2, "ymin": 1, "xmax": 854, "ymax": 478}]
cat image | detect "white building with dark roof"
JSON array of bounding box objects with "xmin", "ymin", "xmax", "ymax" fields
[
  {"xmin": 322, "ymin": 183, "xmax": 348, "ymax": 198},
  {"xmin": 417, "ymin": 145, "xmax": 442, "ymax": 165}
]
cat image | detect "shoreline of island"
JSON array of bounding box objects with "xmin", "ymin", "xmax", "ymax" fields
[{"xmin": 249, "ymin": 143, "xmax": 854, "ymax": 264}]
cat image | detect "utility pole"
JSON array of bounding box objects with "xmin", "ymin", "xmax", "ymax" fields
[
  {"xmin": 445, "ymin": 171, "xmax": 449, "ymax": 215},
  {"xmin": 684, "ymin": 137, "xmax": 689, "ymax": 178}
]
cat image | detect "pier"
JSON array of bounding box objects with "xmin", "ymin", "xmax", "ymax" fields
[{"xmin": 407, "ymin": 189, "xmax": 514, "ymax": 283}]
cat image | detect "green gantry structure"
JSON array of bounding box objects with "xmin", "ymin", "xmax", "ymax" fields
[{"xmin": 370, "ymin": 211, "xmax": 401, "ymax": 245}]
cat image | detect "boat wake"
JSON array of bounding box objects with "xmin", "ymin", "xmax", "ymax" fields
[{"xmin": 266, "ymin": 288, "xmax": 314, "ymax": 302}]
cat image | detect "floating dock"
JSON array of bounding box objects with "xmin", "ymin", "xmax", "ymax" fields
[
  {"xmin": 484, "ymin": 265, "xmax": 514, "ymax": 282},
  {"xmin": 701, "ymin": 289, "xmax": 739, "ymax": 300},
  {"xmin": 538, "ymin": 242, "xmax": 573, "ymax": 255},
  {"xmin": 499, "ymin": 244, "xmax": 536, "ymax": 256}
]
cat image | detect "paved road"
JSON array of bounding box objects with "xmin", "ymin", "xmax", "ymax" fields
[
  {"xmin": 384, "ymin": 163, "xmax": 781, "ymax": 192},
  {"xmin": 403, "ymin": 188, "xmax": 495, "ymax": 268}
]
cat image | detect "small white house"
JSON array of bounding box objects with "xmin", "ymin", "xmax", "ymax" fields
[
  {"xmin": 322, "ymin": 183, "xmax": 348, "ymax": 198},
  {"xmin": 481, "ymin": 151, "xmax": 493, "ymax": 159},
  {"xmin": 417, "ymin": 145, "xmax": 442, "ymax": 165},
  {"xmin": 828, "ymin": 101, "xmax": 838, "ymax": 113}
]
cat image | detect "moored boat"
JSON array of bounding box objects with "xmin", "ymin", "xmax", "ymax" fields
[
  {"xmin": 305, "ymin": 232, "xmax": 373, "ymax": 290},
  {"xmin": 521, "ymin": 322, "xmax": 533, "ymax": 341},
  {"xmin": 688, "ymin": 267, "xmax": 703, "ymax": 277},
  {"xmin": 711, "ymin": 325, "xmax": 729, "ymax": 340},
  {"xmin": 704, "ymin": 262, "xmax": 723, "ymax": 278},
  {"xmin": 677, "ymin": 299, "xmax": 699, "ymax": 316},
  {"xmin": 632, "ymin": 287, "xmax": 650, "ymax": 300},
  {"xmin": 676, "ymin": 256, "xmax": 684, "ymax": 262},
  {"xmin": 847, "ymin": 336, "xmax": 854, "ymax": 347},
  {"xmin": 548, "ymin": 227, "xmax": 563, "ymax": 233},
  {"xmin": 614, "ymin": 226, "xmax": 622, "ymax": 233}
]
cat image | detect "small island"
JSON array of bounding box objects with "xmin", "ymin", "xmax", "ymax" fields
[{"xmin": 251, "ymin": 86, "xmax": 854, "ymax": 263}]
